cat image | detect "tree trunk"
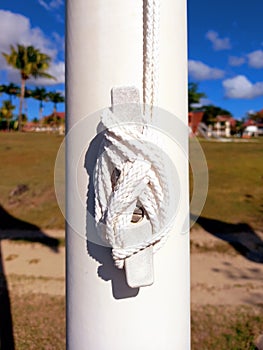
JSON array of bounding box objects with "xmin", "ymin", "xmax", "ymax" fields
[{"xmin": 18, "ymin": 78, "xmax": 25, "ymax": 132}]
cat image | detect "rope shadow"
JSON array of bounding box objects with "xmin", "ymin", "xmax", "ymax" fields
[
  {"xmin": 0, "ymin": 204, "xmax": 60, "ymax": 349},
  {"xmin": 192, "ymin": 214, "xmax": 263, "ymax": 263},
  {"xmin": 84, "ymin": 131, "xmax": 139, "ymax": 299}
]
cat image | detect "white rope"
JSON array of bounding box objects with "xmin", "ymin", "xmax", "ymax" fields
[
  {"xmin": 94, "ymin": 109, "xmax": 170, "ymax": 269},
  {"xmin": 94, "ymin": 1, "xmax": 166, "ymax": 269},
  {"xmin": 143, "ymin": 0, "xmax": 160, "ymax": 118}
]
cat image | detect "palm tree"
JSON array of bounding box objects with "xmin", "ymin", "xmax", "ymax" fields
[
  {"xmin": 2, "ymin": 44, "xmax": 55, "ymax": 131},
  {"xmin": 0, "ymin": 100, "xmax": 15, "ymax": 131},
  {"xmin": 31, "ymin": 87, "xmax": 48, "ymax": 120},
  {"xmin": 47, "ymin": 91, "xmax": 65, "ymax": 114},
  {"xmin": 2, "ymin": 83, "xmax": 20, "ymax": 102},
  {"xmin": 188, "ymin": 82, "xmax": 206, "ymax": 111},
  {"xmin": 47, "ymin": 91, "xmax": 65, "ymax": 127}
]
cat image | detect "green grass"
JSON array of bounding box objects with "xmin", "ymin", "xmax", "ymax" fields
[
  {"xmin": 11, "ymin": 293, "xmax": 65, "ymax": 350},
  {"xmin": 190, "ymin": 138, "xmax": 263, "ymax": 230},
  {"xmin": 1, "ymin": 133, "xmax": 262, "ymax": 231},
  {"xmin": 10, "ymin": 293, "xmax": 263, "ymax": 350},
  {"xmin": 192, "ymin": 305, "xmax": 263, "ymax": 350},
  {"xmin": 0, "ymin": 133, "xmax": 64, "ymax": 229}
]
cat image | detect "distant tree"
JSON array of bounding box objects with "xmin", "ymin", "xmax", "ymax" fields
[
  {"xmin": 32, "ymin": 87, "xmax": 48, "ymax": 120},
  {"xmin": 47, "ymin": 91, "xmax": 65, "ymax": 114},
  {"xmin": 1, "ymin": 83, "xmax": 20, "ymax": 102},
  {"xmin": 247, "ymin": 111, "xmax": 263, "ymax": 124},
  {"xmin": 202, "ymin": 105, "xmax": 232, "ymax": 125},
  {"xmin": 188, "ymin": 82, "xmax": 206, "ymax": 111},
  {"xmin": 32, "ymin": 117, "xmax": 39, "ymax": 124},
  {"xmin": 21, "ymin": 113, "xmax": 28, "ymax": 129},
  {"xmin": 0, "ymin": 100, "xmax": 15, "ymax": 131},
  {"xmin": 2, "ymin": 44, "xmax": 55, "ymax": 131},
  {"xmin": 44, "ymin": 113, "xmax": 64, "ymax": 127},
  {"xmin": 235, "ymin": 119, "xmax": 245, "ymax": 135}
]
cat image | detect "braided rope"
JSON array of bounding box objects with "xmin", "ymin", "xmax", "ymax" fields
[
  {"xmin": 143, "ymin": 0, "xmax": 160, "ymax": 118},
  {"xmin": 94, "ymin": 109, "xmax": 170, "ymax": 268},
  {"xmin": 94, "ymin": 1, "xmax": 164, "ymax": 269}
]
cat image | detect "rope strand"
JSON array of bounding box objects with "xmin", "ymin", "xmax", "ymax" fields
[{"xmin": 143, "ymin": 0, "xmax": 160, "ymax": 119}]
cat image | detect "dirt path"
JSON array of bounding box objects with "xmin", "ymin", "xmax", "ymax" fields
[
  {"xmin": 2, "ymin": 228, "xmax": 263, "ymax": 305},
  {"xmin": 1, "ymin": 229, "xmax": 65, "ymax": 296}
]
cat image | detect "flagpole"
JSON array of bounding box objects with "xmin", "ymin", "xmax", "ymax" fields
[{"xmin": 66, "ymin": 1, "xmax": 189, "ymax": 349}]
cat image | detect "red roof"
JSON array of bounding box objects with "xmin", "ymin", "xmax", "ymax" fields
[
  {"xmin": 244, "ymin": 119, "xmax": 263, "ymax": 127},
  {"xmin": 216, "ymin": 115, "xmax": 236, "ymax": 127},
  {"xmin": 43, "ymin": 111, "xmax": 65, "ymax": 119},
  {"xmin": 244, "ymin": 119, "xmax": 256, "ymax": 127},
  {"xmin": 257, "ymin": 109, "xmax": 263, "ymax": 116}
]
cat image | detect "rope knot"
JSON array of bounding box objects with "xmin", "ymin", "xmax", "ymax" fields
[{"xmin": 94, "ymin": 108, "xmax": 169, "ymax": 268}]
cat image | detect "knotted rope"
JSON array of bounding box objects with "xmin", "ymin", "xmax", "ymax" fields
[
  {"xmin": 94, "ymin": 1, "xmax": 167, "ymax": 269},
  {"xmin": 94, "ymin": 109, "xmax": 169, "ymax": 268}
]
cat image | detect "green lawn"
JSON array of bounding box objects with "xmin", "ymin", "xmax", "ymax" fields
[
  {"xmin": 1, "ymin": 133, "xmax": 262, "ymax": 231},
  {"xmin": 12, "ymin": 293, "xmax": 65, "ymax": 350},
  {"xmin": 192, "ymin": 305, "xmax": 263, "ymax": 350},
  {"xmin": 190, "ymin": 138, "xmax": 263, "ymax": 231},
  {"xmin": 0, "ymin": 132, "xmax": 64, "ymax": 229}
]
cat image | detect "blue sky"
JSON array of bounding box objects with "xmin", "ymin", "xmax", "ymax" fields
[
  {"xmin": 1, "ymin": 1, "xmax": 263, "ymax": 120},
  {"xmin": 188, "ymin": 0, "xmax": 263, "ymax": 119},
  {"xmin": 0, "ymin": 0, "xmax": 64, "ymax": 120}
]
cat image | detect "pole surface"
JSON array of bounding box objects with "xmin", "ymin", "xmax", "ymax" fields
[{"xmin": 66, "ymin": 1, "xmax": 189, "ymax": 349}]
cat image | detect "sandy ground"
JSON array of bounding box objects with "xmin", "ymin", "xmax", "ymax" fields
[
  {"xmin": 1, "ymin": 228, "xmax": 263, "ymax": 305},
  {"xmin": 191, "ymin": 228, "xmax": 263, "ymax": 306},
  {"xmin": 1, "ymin": 229, "xmax": 65, "ymax": 296}
]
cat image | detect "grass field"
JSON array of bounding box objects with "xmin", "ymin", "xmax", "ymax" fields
[
  {"xmin": 0, "ymin": 133, "xmax": 262, "ymax": 230},
  {"xmin": 10, "ymin": 295, "xmax": 263, "ymax": 350},
  {"xmin": 12, "ymin": 293, "xmax": 65, "ymax": 350},
  {"xmin": 0, "ymin": 133, "xmax": 64, "ymax": 229},
  {"xmin": 1, "ymin": 133, "xmax": 263, "ymax": 349},
  {"xmin": 191, "ymin": 138, "xmax": 263, "ymax": 231}
]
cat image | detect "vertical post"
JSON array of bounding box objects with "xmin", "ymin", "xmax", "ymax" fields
[{"xmin": 66, "ymin": 1, "xmax": 189, "ymax": 349}]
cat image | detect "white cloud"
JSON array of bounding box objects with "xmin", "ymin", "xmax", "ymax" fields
[
  {"xmin": 52, "ymin": 32, "xmax": 65, "ymax": 56},
  {"xmin": 0, "ymin": 10, "xmax": 64, "ymax": 85},
  {"xmin": 228, "ymin": 56, "xmax": 245, "ymax": 67},
  {"xmin": 206, "ymin": 30, "xmax": 231, "ymax": 51},
  {"xmin": 223, "ymin": 75, "xmax": 263, "ymax": 99},
  {"xmin": 188, "ymin": 60, "xmax": 225, "ymax": 81},
  {"xmin": 38, "ymin": 0, "xmax": 63, "ymax": 11},
  {"xmin": 247, "ymin": 50, "xmax": 263, "ymax": 69},
  {"xmin": 200, "ymin": 97, "xmax": 212, "ymax": 106},
  {"xmin": 38, "ymin": 0, "xmax": 50, "ymax": 11}
]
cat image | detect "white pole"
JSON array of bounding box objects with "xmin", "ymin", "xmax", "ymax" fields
[{"xmin": 66, "ymin": 1, "xmax": 189, "ymax": 349}]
